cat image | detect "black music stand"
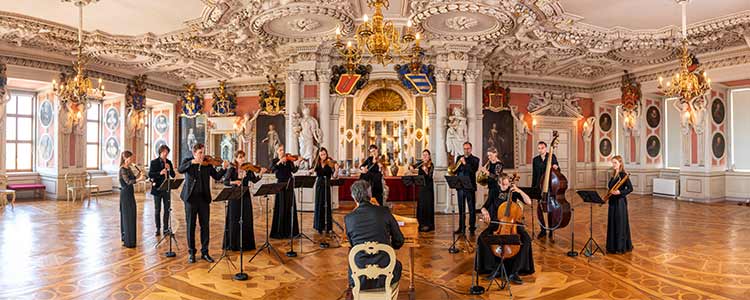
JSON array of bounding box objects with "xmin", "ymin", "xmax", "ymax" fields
[
  {"xmin": 208, "ymin": 186, "xmax": 242, "ymax": 273},
  {"xmin": 155, "ymin": 178, "xmax": 184, "ymax": 258},
  {"xmin": 577, "ymin": 190, "xmax": 605, "ymax": 257},
  {"xmin": 323, "ymin": 178, "xmax": 346, "ymax": 248},
  {"xmin": 445, "ymin": 175, "xmax": 473, "ymax": 254},
  {"xmin": 401, "ymin": 175, "xmax": 425, "ymax": 217},
  {"xmin": 287, "ymin": 175, "xmax": 316, "ymax": 257},
  {"xmin": 520, "ymin": 186, "xmax": 540, "ymax": 239},
  {"xmin": 249, "ymin": 182, "xmax": 288, "ymax": 265},
  {"xmin": 481, "ymin": 234, "xmax": 521, "ymax": 297}
]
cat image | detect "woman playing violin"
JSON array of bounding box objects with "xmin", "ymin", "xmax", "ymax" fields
[
  {"xmin": 312, "ymin": 148, "xmax": 338, "ymax": 241},
  {"xmin": 270, "ymin": 144, "xmax": 301, "ymax": 239},
  {"xmin": 475, "ymin": 174, "xmax": 534, "ymax": 285},
  {"xmin": 359, "ymin": 145, "xmax": 384, "ymax": 206},
  {"xmin": 409, "ymin": 149, "xmax": 435, "ymax": 232},
  {"xmin": 222, "ymin": 150, "xmax": 267, "ymax": 251}
]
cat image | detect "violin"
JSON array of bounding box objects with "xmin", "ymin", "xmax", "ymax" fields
[
  {"xmin": 200, "ymin": 155, "xmax": 224, "ymax": 167},
  {"xmin": 281, "ymin": 153, "xmax": 300, "ymax": 162},
  {"xmin": 491, "ymin": 173, "xmax": 523, "ymax": 259},
  {"xmin": 237, "ymin": 162, "xmax": 262, "ymax": 173}
]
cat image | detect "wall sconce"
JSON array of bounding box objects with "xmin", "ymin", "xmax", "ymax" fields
[{"xmin": 531, "ymin": 118, "xmax": 537, "ymax": 130}]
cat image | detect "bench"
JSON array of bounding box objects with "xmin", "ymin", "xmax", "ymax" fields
[{"xmin": 8, "ymin": 184, "xmax": 46, "ymax": 201}]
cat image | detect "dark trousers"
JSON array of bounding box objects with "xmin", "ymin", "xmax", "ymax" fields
[
  {"xmin": 153, "ymin": 191, "xmax": 171, "ymax": 232},
  {"xmin": 185, "ymin": 194, "xmax": 211, "ymax": 255},
  {"xmin": 457, "ymin": 189, "xmax": 476, "ymax": 231}
]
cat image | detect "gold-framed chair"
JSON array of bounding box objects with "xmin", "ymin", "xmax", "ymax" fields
[
  {"xmin": 348, "ymin": 241, "xmax": 400, "ymax": 300},
  {"xmin": 64, "ymin": 173, "xmax": 86, "ymax": 203},
  {"xmin": 84, "ymin": 173, "xmax": 100, "ymax": 203},
  {"xmin": 0, "ymin": 174, "xmax": 16, "ymax": 210}
]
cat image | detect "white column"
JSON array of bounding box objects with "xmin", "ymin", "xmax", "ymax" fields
[
  {"xmin": 465, "ymin": 70, "xmax": 479, "ymax": 148},
  {"xmin": 0, "ymin": 83, "xmax": 8, "ymax": 174},
  {"xmin": 318, "ymin": 70, "xmax": 332, "ymax": 152},
  {"xmin": 434, "ymin": 69, "xmax": 450, "ymax": 168},
  {"xmin": 286, "ymin": 71, "xmax": 301, "ymax": 154}
]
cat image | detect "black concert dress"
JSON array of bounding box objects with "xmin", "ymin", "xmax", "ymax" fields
[
  {"xmin": 606, "ymin": 171, "xmax": 634, "ymax": 254},
  {"xmin": 416, "ymin": 164, "xmax": 435, "ymax": 231},
  {"xmin": 222, "ymin": 167, "xmax": 262, "ymax": 251},
  {"xmin": 119, "ymin": 167, "xmax": 137, "ymax": 248},
  {"xmin": 270, "ymin": 158, "xmax": 300, "ymax": 239},
  {"xmin": 313, "ymin": 163, "xmax": 335, "ymax": 233},
  {"xmin": 361, "ymin": 156, "xmax": 384, "ymax": 205}
]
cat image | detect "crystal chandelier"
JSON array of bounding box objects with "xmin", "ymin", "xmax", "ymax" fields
[
  {"xmin": 334, "ymin": 0, "xmax": 416, "ymax": 66},
  {"xmin": 657, "ymin": 1, "xmax": 711, "ymax": 116},
  {"xmin": 52, "ymin": 0, "xmax": 105, "ymax": 119}
]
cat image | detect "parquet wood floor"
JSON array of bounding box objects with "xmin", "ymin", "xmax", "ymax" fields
[{"xmin": 1, "ymin": 191, "xmax": 749, "ymax": 300}]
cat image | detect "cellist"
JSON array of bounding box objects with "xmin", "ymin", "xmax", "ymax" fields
[{"xmin": 475, "ymin": 174, "xmax": 535, "ymax": 285}]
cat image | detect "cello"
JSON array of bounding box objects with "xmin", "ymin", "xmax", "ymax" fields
[
  {"xmin": 490, "ymin": 173, "xmax": 523, "ymax": 258},
  {"xmin": 536, "ymin": 131, "xmax": 571, "ymax": 231}
]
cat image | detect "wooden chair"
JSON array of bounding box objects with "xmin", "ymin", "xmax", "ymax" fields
[
  {"xmin": 64, "ymin": 173, "xmax": 86, "ymax": 203},
  {"xmin": 84, "ymin": 173, "xmax": 100, "ymax": 203},
  {"xmin": 0, "ymin": 175, "xmax": 16, "ymax": 210},
  {"xmin": 348, "ymin": 241, "xmax": 400, "ymax": 300}
]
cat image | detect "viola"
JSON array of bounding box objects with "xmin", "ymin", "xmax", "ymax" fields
[
  {"xmin": 238, "ymin": 162, "xmax": 262, "ymax": 173},
  {"xmin": 536, "ymin": 131, "xmax": 571, "ymax": 231},
  {"xmin": 491, "ymin": 174, "xmax": 523, "ymax": 258}
]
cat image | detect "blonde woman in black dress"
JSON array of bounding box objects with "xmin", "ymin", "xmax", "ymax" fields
[
  {"xmin": 606, "ymin": 155, "xmax": 634, "ymax": 254},
  {"xmin": 119, "ymin": 150, "xmax": 143, "ymax": 248}
]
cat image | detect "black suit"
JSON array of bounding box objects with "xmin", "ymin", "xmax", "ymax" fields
[
  {"xmin": 178, "ymin": 157, "xmax": 227, "ymax": 255},
  {"xmin": 531, "ymin": 153, "xmax": 559, "ymax": 234},
  {"xmin": 345, "ymin": 202, "xmax": 404, "ymax": 290},
  {"xmin": 148, "ymin": 157, "xmax": 175, "ymax": 233},
  {"xmin": 455, "ymin": 154, "xmax": 480, "ymax": 232}
]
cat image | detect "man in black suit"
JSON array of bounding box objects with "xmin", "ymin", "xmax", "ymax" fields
[
  {"xmin": 148, "ymin": 145, "xmax": 175, "ymax": 236},
  {"xmin": 345, "ymin": 180, "xmax": 404, "ymax": 290},
  {"xmin": 454, "ymin": 142, "xmax": 480, "ymax": 235},
  {"xmin": 178, "ymin": 143, "xmax": 228, "ymax": 263},
  {"xmin": 531, "ymin": 141, "xmax": 559, "ymax": 239}
]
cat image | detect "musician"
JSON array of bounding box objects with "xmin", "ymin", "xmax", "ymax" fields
[
  {"xmin": 223, "ymin": 150, "xmax": 266, "ymax": 251},
  {"xmin": 313, "ymin": 147, "xmax": 338, "ymax": 236},
  {"xmin": 119, "ymin": 150, "xmax": 143, "ymax": 248},
  {"xmin": 479, "ymin": 147, "xmax": 504, "ymax": 204},
  {"xmin": 148, "ymin": 145, "xmax": 175, "ymax": 236},
  {"xmin": 606, "ymin": 155, "xmax": 633, "ymax": 254},
  {"xmin": 531, "ymin": 141, "xmax": 559, "ymax": 239},
  {"xmin": 178, "ymin": 143, "xmax": 229, "ymax": 263},
  {"xmin": 359, "ymin": 145, "xmax": 384, "ymax": 206},
  {"xmin": 345, "ymin": 180, "xmax": 404, "ymax": 290},
  {"xmin": 270, "ymin": 144, "xmax": 301, "ymax": 239},
  {"xmin": 476, "ymin": 174, "xmax": 534, "ymax": 284},
  {"xmin": 409, "ymin": 149, "xmax": 434, "ymax": 232},
  {"xmin": 455, "ymin": 142, "xmax": 480, "ymax": 235}
]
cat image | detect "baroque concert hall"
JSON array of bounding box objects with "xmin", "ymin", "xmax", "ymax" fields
[{"xmin": 2, "ymin": 0, "xmax": 750, "ymax": 299}]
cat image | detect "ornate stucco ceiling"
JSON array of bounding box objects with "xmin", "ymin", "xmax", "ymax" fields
[{"xmin": 0, "ymin": 0, "xmax": 749, "ymax": 90}]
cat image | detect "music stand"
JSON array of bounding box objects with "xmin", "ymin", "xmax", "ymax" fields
[
  {"xmin": 520, "ymin": 186, "xmax": 540, "ymax": 240},
  {"xmin": 324, "ymin": 178, "xmax": 346, "ymax": 247},
  {"xmin": 577, "ymin": 190, "xmax": 605, "ymax": 257},
  {"xmin": 287, "ymin": 175, "xmax": 316, "ymax": 257},
  {"xmin": 445, "ymin": 175, "xmax": 473, "ymax": 254},
  {"xmin": 208, "ymin": 186, "xmax": 242, "ymax": 273},
  {"xmin": 155, "ymin": 178, "xmax": 184, "ymax": 257},
  {"xmin": 401, "ymin": 175, "xmax": 425, "ymax": 218},
  {"xmin": 480, "ymin": 234, "xmax": 522, "ymax": 297},
  {"xmin": 248, "ymin": 182, "xmax": 288, "ymax": 265}
]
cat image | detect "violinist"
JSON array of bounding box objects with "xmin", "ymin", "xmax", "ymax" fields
[
  {"xmin": 119, "ymin": 150, "xmax": 144, "ymax": 248},
  {"xmin": 359, "ymin": 145, "xmax": 384, "ymax": 206},
  {"xmin": 479, "ymin": 147, "xmax": 504, "ymax": 206},
  {"xmin": 270, "ymin": 144, "xmax": 301, "ymax": 239},
  {"xmin": 476, "ymin": 174, "xmax": 534, "ymax": 285},
  {"xmin": 148, "ymin": 145, "xmax": 175, "ymax": 237},
  {"xmin": 312, "ymin": 148, "xmax": 338, "ymax": 240},
  {"xmin": 178, "ymin": 143, "xmax": 229, "ymax": 264},
  {"xmin": 222, "ymin": 150, "xmax": 266, "ymax": 251},
  {"xmin": 409, "ymin": 149, "xmax": 435, "ymax": 232}
]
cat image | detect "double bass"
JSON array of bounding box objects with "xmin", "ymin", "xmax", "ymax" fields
[
  {"xmin": 491, "ymin": 174, "xmax": 523, "ymax": 258},
  {"xmin": 536, "ymin": 131, "xmax": 571, "ymax": 231}
]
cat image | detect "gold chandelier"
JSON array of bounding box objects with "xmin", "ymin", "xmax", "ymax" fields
[
  {"xmin": 657, "ymin": 1, "xmax": 711, "ymax": 112},
  {"xmin": 334, "ymin": 0, "xmax": 416, "ymax": 66},
  {"xmin": 52, "ymin": 0, "xmax": 105, "ymax": 115}
]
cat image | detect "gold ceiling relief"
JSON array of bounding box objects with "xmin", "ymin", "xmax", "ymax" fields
[{"xmin": 362, "ymin": 89, "xmax": 406, "ymax": 112}]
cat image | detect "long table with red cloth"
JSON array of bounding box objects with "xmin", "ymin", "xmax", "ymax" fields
[{"xmin": 337, "ymin": 176, "xmax": 419, "ymax": 201}]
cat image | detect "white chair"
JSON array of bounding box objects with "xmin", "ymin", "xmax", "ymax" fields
[
  {"xmin": 84, "ymin": 173, "xmax": 100, "ymax": 203},
  {"xmin": 64, "ymin": 173, "xmax": 86, "ymax": 203},
  {"xmin": 348, "ymin": 241, "xmax": 400, "ymax": 300},
  {"xmin": 0, "ymin": 175, "xmax": 16, "ymax": 210}
]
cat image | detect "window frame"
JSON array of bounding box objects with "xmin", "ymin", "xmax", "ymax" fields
[
  {"xmin": 6, "ymin": 90, "xmax": 36, "ymax": 172},
  {"xmin": 86, "ymin": 101, "xmax": 102, "ymax": 170},
  {"xmin": 664, "ymin": 97, "xmax": 681, "ymax": 170},
  {"xmin": 730, "ymin": 88, "xmax": 750, "ymax": 172}
]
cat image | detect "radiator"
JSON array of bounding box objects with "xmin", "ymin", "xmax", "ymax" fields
[
  {"xmin": 91, "ymin": 176, "xmax": 115, "ymax": 193},
  {"xmin": 653, "ymin": 178, "xmax": 678, "ymax": 198}
]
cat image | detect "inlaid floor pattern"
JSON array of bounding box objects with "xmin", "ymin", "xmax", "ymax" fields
[{"xmin": 1, "ymin": 191, "xmax": 749, "ymax": 300}]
